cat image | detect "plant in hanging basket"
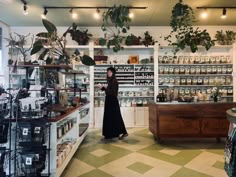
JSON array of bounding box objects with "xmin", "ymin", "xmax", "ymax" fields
[
  {"xmin": 102, "ymin": 4, "xmax": 131, "ymax": 52},
  {"xmin": 65, "ymin": 23, "xmax": 92, "ymax": 45},
  {"xmin": 215, "ymin": 30, "xmax": 236, "ymax": 45},
  {"xmin": 164, "ymin": 0, "xmax": 215, "ymax": 54},
  {"xmin": 125, "ymin": 34, "xmax": 142, "ymax": 45}
]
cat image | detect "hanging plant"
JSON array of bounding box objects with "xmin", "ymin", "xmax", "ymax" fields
[
  {"xmin": 164, "ymin": 0, "xmax": 215, "ymax": 54},
  {"xmin": 215, "ymin": 30, "xmax": 236, "ymax": 45},
  {"xmin": 31, "ymin": 19, "xmax": 95, "ymax": 66},
  {"xmin": 65, "ymin": 23, "xmax": 92, "ymax": 45},
  {"xmin": 102, "ymin": 5, "xmax": 131, "ymax": 52}
]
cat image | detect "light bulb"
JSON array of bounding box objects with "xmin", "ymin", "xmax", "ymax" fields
[
  {"xmin": 200, "ymin": 11, "xmax": 208, "ymax": 19},
  {"xmin": 72, "ymin": 12, "xmax": 78, "ymax": 19},
  {"xmin": 41, "ymin": 14, "xmax": 46, "ymax": 19},
  {"xmin": 94, "ymin": 12, "xmax": 100, "ymax": 19},
  {"xmin": 221, "ymin": 8, "xmax": 227, "ymax": 19},
  {"xmin": 41, "ymin": 8, "xmax": 48, "ymax": 19},
  {"xmin": 129, "ymin": 12, "xmax": 134, "ymax": 18},
  {"xmin": 23, "ymin": 4, "xmax": 28, "ymax": 15}
]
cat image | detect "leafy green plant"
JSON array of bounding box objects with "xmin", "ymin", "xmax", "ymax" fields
[
  {"xmin": 102, "ymin": 5, "xmax": 131, "ymax": 52},
  {"xmin": 31, "ymin": 19, "xmax": 95, "ymax": 66},
  {"xmin": 164, "ymin": 0, "xmax": 215, "ymax": 54},
  {"xmin": 65, "ymin": 23, "xmax": 92, "ymax": 45},
  {"xmin": 125, "ymin": 34, "xmax": 142, "ymax": 45},
  {"xmin": 215, "ymin": 30, "xmax": 236, "ymax": 45},
  {"xmin": 142, "ymin": 31, "xmax": 156, "ymax": 47}
]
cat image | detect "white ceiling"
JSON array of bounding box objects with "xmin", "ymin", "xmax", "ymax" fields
[{"xmin": 0, "ymin": 0, "xmax": 236, "ymax": 26}]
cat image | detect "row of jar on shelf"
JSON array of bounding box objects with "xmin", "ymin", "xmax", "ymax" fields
[
  {"xmin": 57, "ymin": 118, "xmax": 75, "ymax": 139},
  {"xmin": 159, "ymin": 76, "xmax": 232, "ymax": 86},
  {"xmin": 94, "ymin": 66, "xmax": 154, "ymax": 73},
  {"xmin": 95, "ymin": 90, "xmax": 154, "ymax": 97},
  {"xmin": 57, "ymin": 138, "xmax": 77, "ymax": 168},
  {"xmin": 159, "ymin": 87, "xmax": 233, "ymax": 97},
  {"xmin": 94, "ymin": 80, "xmax": 154, "ymax": 86},
  {"xmin": 95, "ymin": 98, "xmax": 152, "ymax": 107},
  {"xmin": 159, "ymin": 66, "xmax": 233, "ymax": 75},
  {"xmin": 158, "ymin": 55, "xmax": 231, "ymax": 64}
]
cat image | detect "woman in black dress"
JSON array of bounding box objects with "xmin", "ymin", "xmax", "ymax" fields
[{"xmin": 98, "ymin": 67, "xmax": 128, "ymax": 140}]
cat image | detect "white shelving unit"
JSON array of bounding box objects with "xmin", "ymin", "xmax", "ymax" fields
[{"xmin": 50, "ymin": 103, "xmax": 90, "ymax": 177}]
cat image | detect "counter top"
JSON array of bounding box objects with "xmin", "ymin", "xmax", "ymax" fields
[
  {"xmin": 150, "ymin": 101, "xmax": 235, "ymax": 105},
  {"xmin": 50, "ymin": 102, "xmax": 90, "ymax": 122}
]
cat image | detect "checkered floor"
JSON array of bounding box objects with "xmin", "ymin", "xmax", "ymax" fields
[{"xmin": 61, "ymin": 128, "xmax": 227, "ymax": 177}]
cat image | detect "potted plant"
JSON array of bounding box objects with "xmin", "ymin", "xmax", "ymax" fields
[
  {"xmin": 164, "ymin": 0, "xmax": 215, "ymax": 54},
  {"xmin": 215, "ymin": 30, "xmax": 236, "ymax": 45},
  {"xmin": 142, "ymin": 31, "xmax": 157, "ymax": 47},
  {"xmin": 65, "ymin": 23, "xmax": 92, "ymax": 45},
  {"xmin": 102, "ymin": 5, "xmax": 131, "ymax": 52},
  {"xmin": 31, "ymin": 19, "xmax": 95, "ymax": 66},
  {"xmin": 125, "ymin": 34, "xmax": 142, "ymax": 45}
]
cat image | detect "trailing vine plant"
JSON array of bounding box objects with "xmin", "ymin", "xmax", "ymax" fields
[
  {"xmin": 164, "ymin": 0, "xmax": 215, "ymax": 54},
  {"xmin": 102, "ymin": 5, "xmax": 131, "ymax": 52}
]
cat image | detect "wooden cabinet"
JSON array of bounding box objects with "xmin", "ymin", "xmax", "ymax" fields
[
  {"xmin": 121, "ymin": 107, "xmax": 135, "ymax": 127},
  {"xmin": 149, "ymin": 102, "xmax": 236, "ymax": 141},
  {"xmin": 94, "ymin": 107, "xmax": 104, "ymax": 128}
]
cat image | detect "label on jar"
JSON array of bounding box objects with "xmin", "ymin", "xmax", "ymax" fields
[
  {"xmin": 185, "ymin": 89, "xmax": 190, "ymax": 94},
  {"xmin": 174, "ymin": 67, "xmax": 180, "ymax": 74},
  {"xmin": 181, "ymin": 78, "xmax": 186, "ymax": 85},
  {"xmin": 197, "ymin": 78, "xmax": 203, "ymax": 85},
  {"xmin": 180, "ymin": 67, "xmax": 185, "ymax": 74}
]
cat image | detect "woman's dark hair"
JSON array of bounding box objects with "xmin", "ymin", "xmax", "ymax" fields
[{"xmin": 107, "ymin": 67, "xmax": 116, "ymax": 75}]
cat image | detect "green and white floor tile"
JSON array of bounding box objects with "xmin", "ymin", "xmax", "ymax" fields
[{"xmin": 61, "ymin": 128, "xmax": 228, "ymax": 177}]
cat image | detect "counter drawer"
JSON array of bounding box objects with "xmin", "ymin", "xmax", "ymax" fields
[
  {"xmin": 159, "ymin": 115, "xmax": 200, "ymax": 135},
  {"xmin": 202, "ymin": 118, "xmax": 229, "ymax": 135}
]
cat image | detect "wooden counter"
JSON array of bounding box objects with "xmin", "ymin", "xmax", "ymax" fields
[{"xmin": 149, "ymin": 102, "xmax": 236, "ymax": 142}]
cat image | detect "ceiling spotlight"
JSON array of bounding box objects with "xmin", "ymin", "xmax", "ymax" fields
[
  {"xmin": 200, "ymin": 9, "xmax": 208, "ymax": 19},
  {"xmin": 70, "ymin": 8, "xmax": 78, "ymax": 19},
  {"xmin": 93, "ymin": 8, "xmax": 100, "ymax": 20},
  {"xmin": 221, "ymin": 8, "xmax": 227, "ymax": 19},
  {"xmin": 41, "ymin": 8, "xmax": 48, "ymax": 19},
  {"xmin": 129, "ymin": 12, "xmax": 134, "ymax": 18},
  {"xmin": 23, "ymin": 2, "xmax": 28, "ymax": 15}
]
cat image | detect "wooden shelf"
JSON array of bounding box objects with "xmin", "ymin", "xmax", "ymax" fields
[
  {"xmin": 159, "ymin": 85, "xmax": 233, "ymax": 87},
  {"xmin": 159, "ymin": 74, "xmax": 232, "ymax": 76},
  {"xmin": 9, "ymin": 64, "xmax": 73, "ymax": 69},
  {"xmin": 158, "ymin": 63, "xmax": 232, "ymax": 66}
]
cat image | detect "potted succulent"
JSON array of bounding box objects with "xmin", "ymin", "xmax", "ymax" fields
[{"xmin": 215, "ymin": 30, "xmax": 236, "ymax": 45}]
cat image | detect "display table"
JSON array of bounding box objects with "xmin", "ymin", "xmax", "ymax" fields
[{"xmin": 149, "ymin": 101, "xmax": 236, "ymax": 142}]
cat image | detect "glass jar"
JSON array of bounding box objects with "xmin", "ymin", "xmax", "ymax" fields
[
  {"xmin": 158, "ymin": 56, "xmax": 163, "ymax": 63},
  {"xmin": 212, "ymin": 66, "xmax": 217, "ymax": 74},
  {"xmin": 205, "ymin": 56, "xmax": 210, "ymax": 64},
  {"xmin": 179, "ymin": 56, "xmax": 184, "ymax": 64},
  {"xmin": 169, "ymin": 56, "xmax": 174, "ymax": 63},
  {"xmin": 228, "ymin": 88, "xmax": 233, "ymax": 95},
  {"xmin": 174, "ymin": 56, "xmax": 179, "ymax": 64},
  {"xmin": 159, "ymin": 66, "xmax": 164, "ymax": 74},
  {"xmin": 210, "ymin": 56, "xmax": 216, "ymax": 64},
  {"xmin": 227, "ymin": 66, "xmax": 233, "ymax": 74},
  {"xmin": 197, "ymin": 77, "xmax": 203, "ymax": 85},
  {"xmin": 203, "ymin": 77, "xmax": 209, "ymax": 85},
  {"xmin": 192, "ymin": 77, "xmax": 198, "ymax": 85},
  {"xmin": 207, "ymin": 66, "xmax": 212, "ymax": 74},
  {"xmin": 185, "ymin": 67, "xmax": 190, "ymax": 74},
  {"xmin": 164, "ymin": 67, "xmax": 169, "ymax": 74},
  {"xmin": 170, "ymin": 77, "xmax": 175, "ymax": 85},
  {"xmin": 217, "ymin": 66, "xmax": 222, "ymax": 74},
  {"xmin": 184, "ymin": 56, "xmax": 189, "ymax": 64},
  {"xmin": 180, "ymin": 77, "xmax": 186, "ymax": 85},
  {"xmin": 222, "ymin": 66, "xmax": 227, "ymax": 74},
  {"xmin": 201, "ymin": 66, "xmax": 206, "ymax": 74},
  {"xmin": 226, "ymin": 76, "xmax": 232, "ymax": 85},
  {"xmin": 226, "ymin": 56, "xmax": 231, "ymax": 63},
  {"xmin": 209, "ymin": 78, "xmax": 214, "ymax": 85},
  {"xmin": 164, "ymin": 77, "xmax": 170, "ymax": 84},
  {"xmin": 169, "ymin": 67, "xmax": 174, "ymax": 74},
  {"xmin": 196, "ymin": 67, "xmax": 201, "ymax": 74},
  {"xmin": 189, "ymin": 56, "xmax": 195, "ymax": 64},
  {"xmin": 190, "ymin": 67, "xmax": 196, "ymax": 74},
  {"xmin": 175, "ymin": 77, "xmax": 180, "ymax": 85},
  {"xmin": 187, "ymin": 78, "xmax": 192, "ymax": 85},
  {"xmin": 200, "ymin": 56, "xmax": 205, "ymax": 64},
  {"xmin": 216, "ymin": 56, "xmax": 221, "ymax": 63},
  {"xmin": 194, "ymin": 56, "xmax": 200, "ymax": 64},
  {"xmin": 163, "ymin": 56, "xmax": 168, "ymax": 63},
  {"xmin": 174, "ymin": 67, "xmax": 180, "ymax": 74},
  {"xmin": 221, "ymin": 56, "xmax": 226, "ymax": 63},
  {"xmin": 180, "ymin": 66, "xmax": 185, "ymax": 74}
]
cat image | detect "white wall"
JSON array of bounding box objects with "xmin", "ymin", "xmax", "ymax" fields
[{"xmin": 10, "ymin": 25, "xmax": 236, "ymax": 46}]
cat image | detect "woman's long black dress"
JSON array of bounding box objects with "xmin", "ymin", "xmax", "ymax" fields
[{"xmin": 101, "ymin": 77, "xmax": 127, "ymax": 139}]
